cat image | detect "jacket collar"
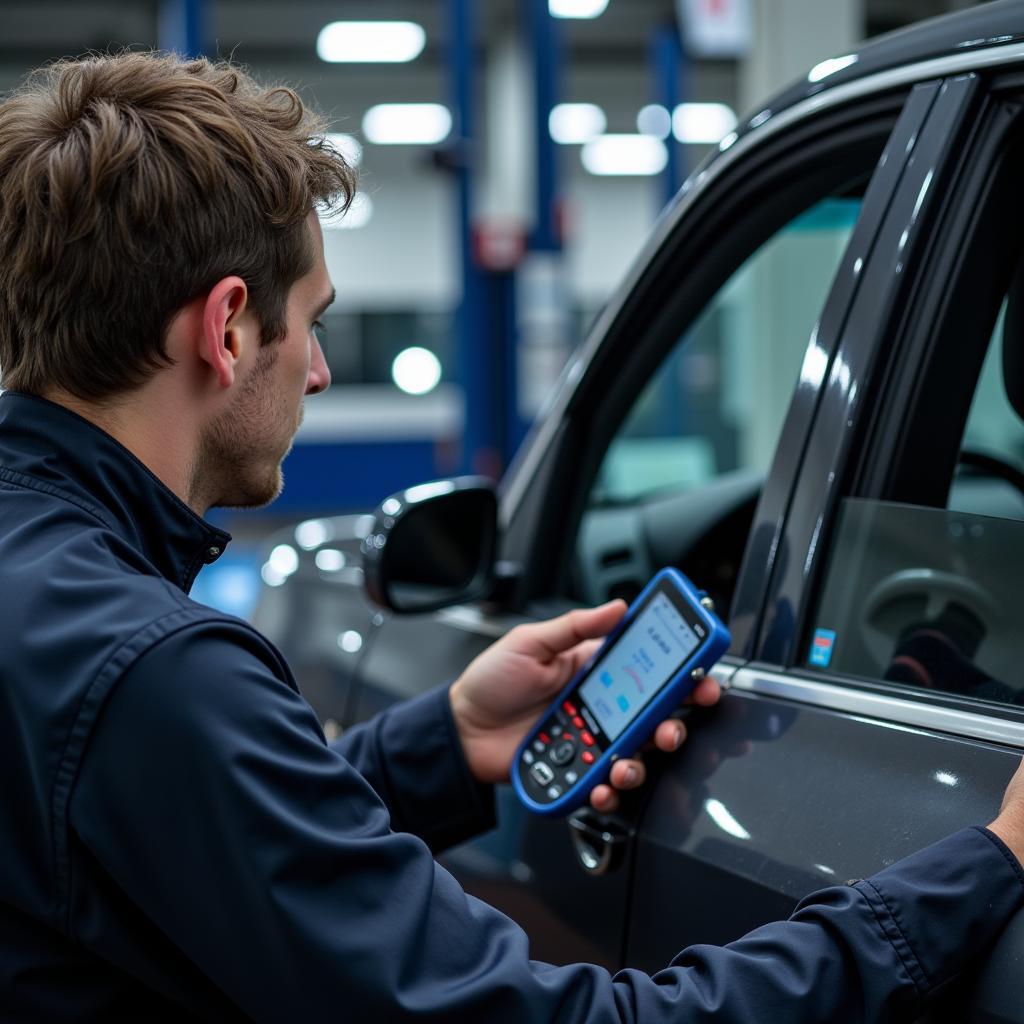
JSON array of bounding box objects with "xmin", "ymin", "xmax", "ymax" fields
[{"xmin": 0, "ymin": 391, "xmax": 231, "ymax": 592}]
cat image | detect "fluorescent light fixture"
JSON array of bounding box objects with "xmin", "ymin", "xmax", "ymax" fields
[
  {"xmin": 550, "ymin": 0, "xmax": 609, "ymax": 18},
  {"xmin": 317, "ymin": 21, "xmax": 425, "ymax": 63},
  {"xmin": 549, "ymin": 103, "xmax": 606, "ymax": 145},
  {"xmin": 392, "ymin": 347, "xmax": 442, "ymax": 395},
  {"xmin": 362, "ymin": 104, "xmax": 452, "ymax": 145},
  {"xmin": 637, "ymin": 103, "xmax": 671, "ymax": 139},
  {"xmin": 581, "ymin": 134, "xmax": 667, "ymax": 176},
  {"xmin": 672, "ymin": 103, "xmax": 738, "ymax": 144},
  {"xmin": 323, "ymin": 133, "xmax": 363, "ymax": 167},
  {"xmin": 808, "ymin": 53, "xmax": 858, "ymax": 83},
  {"xmin": 319, "ymin": 193, "xmax": 373, "ymax": 231}
]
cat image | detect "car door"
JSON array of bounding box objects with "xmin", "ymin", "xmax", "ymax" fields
[
  {"xmin": 626, "ymin": 68, "xmax": 1024, "ymax": 1022},
  {"xmin": 352, "ymin": 78, "xmax": 926, "ymax": 971}
]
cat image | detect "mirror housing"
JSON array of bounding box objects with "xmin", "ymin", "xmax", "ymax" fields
[{"xmin": 362, "ymin": 477, "xmax": 499, "ymax": 614}]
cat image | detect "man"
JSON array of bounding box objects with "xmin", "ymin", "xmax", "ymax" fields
[{"xmin": 0, "ymin": 51, "xmax": 1021, "ymax": 1023}]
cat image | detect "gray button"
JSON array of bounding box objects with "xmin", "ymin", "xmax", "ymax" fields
[
  {"xmin": 546, "ymin": 785, "xmax": 563, "ymax": 800},
  {"xmin": 530, "ymin": 762, "xmax": 554, "ymax": 787},
  {"xmin": 549, "ymin": 738, "xmax": 577, "ymax": 766},
  {"xmin": 564, "ymin": 770, "xmax": 578, "ymax": 785},
  {"xmin": 532, "ymin": 739, "xmax": 545, "ymax": 754},
  {"xmin": 521, "ymin": 749, "xmax": 534, "ymax": 765}
]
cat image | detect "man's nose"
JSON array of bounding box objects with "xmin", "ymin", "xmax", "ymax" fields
[{"xmin": 306, "ymin": 336, "xmax": 331, "ymax": 395}]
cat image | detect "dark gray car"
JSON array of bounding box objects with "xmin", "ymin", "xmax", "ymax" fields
[{"xmin": 254, "ymin": 3, "xmax": 1024, "ymax": 1019}]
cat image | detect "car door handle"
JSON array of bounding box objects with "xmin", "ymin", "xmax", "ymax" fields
[{"xmin": 568, "ymin": 812, "xmax": 629, "ymax": 876}]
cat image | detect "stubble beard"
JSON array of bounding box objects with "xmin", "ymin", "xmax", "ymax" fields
[{"xmin": 192, "ymin": 345, "xmax": 295, "ymax": 511}]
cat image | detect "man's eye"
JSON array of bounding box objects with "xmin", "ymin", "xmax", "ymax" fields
[{"xmin": 312, "ymin": 321, "xmax": 327, "ymax": 346}]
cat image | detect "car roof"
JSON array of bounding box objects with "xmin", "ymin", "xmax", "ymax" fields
[{"xmin": 757, "ymin": 0, "xmax": 1024, "ymax": 126}]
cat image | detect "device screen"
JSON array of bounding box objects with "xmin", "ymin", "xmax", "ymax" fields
[{"xmin": 578, "ymin": 586, "xmax": 706, "ymax": 741}]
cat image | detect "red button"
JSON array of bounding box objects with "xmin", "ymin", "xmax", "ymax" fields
[
  {"xmin": 572, "ymin": 715, "xmax": 585, "ymax": 729},
  {"xmin": 538, "ymin": 731, "xmax": 550, "ymax": 744},
  {"xmin": 582, "ymin": 750, "xmax": 595, "ymax": 765},
  {"xmin": 580, "ymin": 730, "xmax": 595, "ymax": 747},
  {"xmin": 562, "ymin": 700, "xmax": 577, "ymax": 716}
]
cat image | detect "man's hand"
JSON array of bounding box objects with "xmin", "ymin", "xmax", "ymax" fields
[
  {"xmin": 989, "ymin": 756, "xmax": 1024, "ymax": 866},
  {"xmin": 448, "ymin": 600, "xmax": 721, "ymax": 813}
]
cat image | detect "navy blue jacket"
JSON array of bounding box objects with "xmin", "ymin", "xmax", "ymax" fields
[{"xmin": 1, "ymin": 390, "xmax": 1022, "ymax": 1022}]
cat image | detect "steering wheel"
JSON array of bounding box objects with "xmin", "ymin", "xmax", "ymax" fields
[
  {"xmin": 860, "ymin": 568, "xmax": 999, "ymax": 674},
  {"xmin": 958, "ymin": 446, "xmax": 1024, "ymax": 498}
]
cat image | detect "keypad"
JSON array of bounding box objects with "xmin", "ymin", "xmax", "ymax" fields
[{"xmin": 520, "ymin": 701, "xmax": 607, "ymax": 803}]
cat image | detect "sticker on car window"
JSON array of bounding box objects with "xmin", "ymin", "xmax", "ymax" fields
[{"xmin": 809, "ymin": 628, "xmax": 837, "ymax": 668}]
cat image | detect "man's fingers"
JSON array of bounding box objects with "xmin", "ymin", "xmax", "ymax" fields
[
  {"xmin": 689, "ymin": 677, "xmax": 721, "ymax": 706},
  {"xmin": 653, "ymin": 718, "xmax": 687, "ymax": 752},
  {"xmin": 609, "ymin": 757, "xmax": 646, "ymax": 789},
  {"xmin": 589, "ymin": 784, "xmax": 619, "ymax": 813},
  {"xmin": 513, "ymin": 601, "xmax": 626, "ymax": 659}
]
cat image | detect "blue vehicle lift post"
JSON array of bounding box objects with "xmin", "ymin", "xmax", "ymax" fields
[
  {"xmin": 158, "ymin": 0, "xmax": 207, "ymax": 58},
  {"xmin": 653, "ymin": 21, "xmax": 686, "ymax": 207},
  {"xmin": 449, "ymin": 0, "xmax": 502, "ymax": 478}
]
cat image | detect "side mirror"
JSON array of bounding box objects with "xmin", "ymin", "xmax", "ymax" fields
[{"xmin": 362, "ymin": 477, "xmax": 498, "ymax": 614}]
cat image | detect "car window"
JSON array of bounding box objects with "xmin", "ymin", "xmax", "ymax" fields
[
  {"xmin": 571, "ymin": 196, "xmax": 861, "ymax": 609},
  {"xmin": 806, "ymin": 295, "xmax": 1024, "ymax": 707},
  {"xmin": 589, "ymin": 199, "xmax": 861, "ymax": 507}
]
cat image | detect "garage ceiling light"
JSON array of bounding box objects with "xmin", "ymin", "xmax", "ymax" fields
[
  {"xmin": 636, "ymin": 103, "xmax": 671, "ymax": 139},
  {"xmin": 392, "ymin": 347, "xmax": 442, "ymax": 395},
  {"xmin": 672, "ymin": 103, "xmax": 738, "ymax": 144},
  {"xmin": 550, "ymin": 0, "xmax": 609, "ymax": 18},
  {"xmin": 362, "ymin": 104, "xmax": 452, "ymax": 145},
  {"xmin": 581, "ymin": 134, "xmax": 667, "ymax": 176},
  {"xmin": 549, "ymin": 103, "xmax": 606, "ymax": 144},
  {"xmin": 317, "ymin": 21, "xmax": 426, "ymax": 63}
]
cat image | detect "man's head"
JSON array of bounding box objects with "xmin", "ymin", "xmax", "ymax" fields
[{"xmin": 0, "ymin": 52, "xmax": 352, "ymax": 508}]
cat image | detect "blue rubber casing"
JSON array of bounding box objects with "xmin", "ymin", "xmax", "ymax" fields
[{"xmin": 511, "ymin": 568, "xmax": 730, "ymax": 817}]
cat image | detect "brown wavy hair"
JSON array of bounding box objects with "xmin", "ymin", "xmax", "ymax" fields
[{"xmin": 0, "ymin": 51, "xmax": 356, "ymax": 399}]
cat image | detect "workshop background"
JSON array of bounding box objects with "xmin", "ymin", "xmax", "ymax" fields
[{"xmin": 0, "ymin": 0, "xmax": 991, "ymax": 615}]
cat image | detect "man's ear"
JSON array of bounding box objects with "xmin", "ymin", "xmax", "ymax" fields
[{"xmin": 200, "ymin": 276, "xmax": 251, "ymax": 389}]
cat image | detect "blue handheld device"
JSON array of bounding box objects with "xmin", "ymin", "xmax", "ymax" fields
[{"xmin": 512, "ymin": 568, "xmax": 730, "ymax": 817}]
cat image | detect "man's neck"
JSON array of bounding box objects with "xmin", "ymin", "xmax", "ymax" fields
[{"xmin": 42, "ymin": 388, "xmax": 201, "ymax": 514}]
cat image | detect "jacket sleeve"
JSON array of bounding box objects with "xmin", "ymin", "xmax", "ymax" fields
[
  {"xmin": 70, "ymin": 622, "xmax": 1024, "ymax": 1024},
  {"xmin": 328, "ymin": 684, "xmax": 496, "ymax": 852}
]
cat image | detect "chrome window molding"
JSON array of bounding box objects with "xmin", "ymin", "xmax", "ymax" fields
[
  {"xmin": 730, "ymin": 665, "xmax": 1024, "ymax": 750},
  {"xmin": 502, "ymin": 40, "xmax": 1024, "ymax": 524},
  {"xmin": 434, "ymin": 604, "xmax": 1024, "ymax": 748}
]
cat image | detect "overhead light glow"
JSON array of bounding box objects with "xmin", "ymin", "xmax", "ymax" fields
[
  {"xmin": 362, "ymin": 104, "xmax": 452, "ymax": 145},
  {"xmin": 392, "ymin": 347, "xmax": 442, "ymax": 395},
  {"xmin": 317, "ymin": 21, "xmax": 426, "ymax": 64},
  {"xmin": 262, "ymin": 544, "xmax": 299, "ymax": 587},
  {"xmin": 672, "ymin": 103, "xmax": 738, "ymax": 144},
  {"xmin": 338, "ymin": 630, "xmax": 364, "ymax": 653},
  {"xmin": 637, "ymin": 103, "xmax": 671, "ymax": 139},
  {"xmin": 549, "ymin": 103, "xmax": 606, "ymax": 145},
  {"xmin": 808, "ymin": 54, "xmax": 858, "ymax": 83},
  {"xmin": 319, "ymin": 192, "xmax": 374, "ymax": 231},
  {"xmin": 581, "ymin": 134, "xmax": 667, "ymax": 176},
  {"xmin": 295, "ymin": 519, "xmax": 332, "ymax": 549},
  {"xmin": 549, "ymin": 0, "xmax": 609, "ymax": 18},
  {"xmin": 316, "ymin": 549, "xmax": 346, "ymax": 572},
  {"xmin": 323, "ymin": 133, "xmax": 363, "ymax": 167}
]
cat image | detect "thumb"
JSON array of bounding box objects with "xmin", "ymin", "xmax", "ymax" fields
[{"xmin": 512, "ymin": 600, "xmax": 626, "ymax": 660}]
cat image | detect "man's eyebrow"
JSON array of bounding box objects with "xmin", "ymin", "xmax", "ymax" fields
[{"xmin": 312, "ymin": 288, "xmax": 336, "ymax": 319}]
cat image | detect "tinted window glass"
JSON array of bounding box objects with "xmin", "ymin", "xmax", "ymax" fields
[
  {"xmin": 807, "ymin": 300, "xmax": 1024, "ymax": 707},
  {"xmin": 590, "ymin": 200, "xmax": 861, "ymax": 506}
]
